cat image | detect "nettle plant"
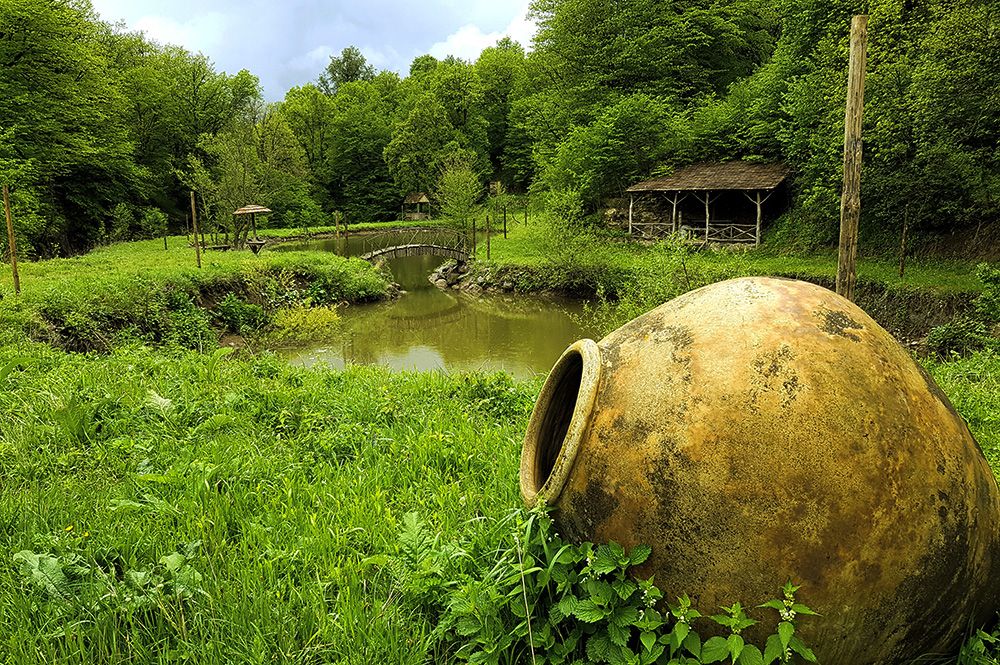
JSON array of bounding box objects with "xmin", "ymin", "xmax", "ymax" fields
[{"xmin": 389, "ymin": 506, "xmax": 818, "ymax": 665}]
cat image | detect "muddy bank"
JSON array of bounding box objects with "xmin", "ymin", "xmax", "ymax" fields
[{"xmin": 433, "ymin": 261, "xmax": 973, "ymax": 343}]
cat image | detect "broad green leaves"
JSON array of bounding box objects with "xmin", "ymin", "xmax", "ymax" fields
[{"xmin": 386, "ymin": 506, "xmax": 820, "ymax": 665}]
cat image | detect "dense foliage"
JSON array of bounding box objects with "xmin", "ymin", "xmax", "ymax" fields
[{"xmin": 3, "ymin": 0, "xmax": 996, "ymax": 257}]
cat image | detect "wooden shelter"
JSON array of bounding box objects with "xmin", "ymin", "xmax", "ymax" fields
[
  {"xmin": 402, "ymin": 192, "xmax": 431, "ymax": 221},
  {"xmin": 626, "ymin": 162, "xmax": 790, "ymax": 245},
  {"xmin": 234, "ymin": 204, "xmax": 271, "ymax": 253}
]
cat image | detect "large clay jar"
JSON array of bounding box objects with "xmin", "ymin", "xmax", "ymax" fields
[{"xmin": 520, "ymin": 277, "xmax": 1000, "ymax": 664}]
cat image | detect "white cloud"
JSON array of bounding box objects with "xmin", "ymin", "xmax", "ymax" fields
[
  {"xmin": 428, "ymin": 2, "xmax": 535, "ymax": 61},
  {"xmin": 289, "ymin": 45, "xmax": 334, "ymax": 72},
  {"xmin": 132, "ymin": 12, "xmax": 228, "ymax": 51}
]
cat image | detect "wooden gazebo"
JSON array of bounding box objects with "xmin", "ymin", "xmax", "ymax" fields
[
  {"xmin": 402, "ymin": 192, "xmax": 431, "ymax": 221},
  {"xmin": 626, "ymin": 162, "xmax": 790, "ymax": 245},
  {"xmin": 234, "ymin": 204, "xmax": 271, "ymax": 253}
]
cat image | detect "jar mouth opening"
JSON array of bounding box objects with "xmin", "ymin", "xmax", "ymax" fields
[{"xmin": 520, "ymin": 339, "xmax": 601, "ymax": 507}]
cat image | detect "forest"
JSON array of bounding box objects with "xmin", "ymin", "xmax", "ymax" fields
[{"xmin": 1, "ymin": 0, "xmax": 997, "ymax": 258}]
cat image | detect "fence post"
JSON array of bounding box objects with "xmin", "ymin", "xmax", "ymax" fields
[
  {"xmin": 3, "ymin": 184, "xmax": 21, "ymax": 295},
  {"xmin": 190, "ymin": 191, "xmax": 202, "ymax": 269}
]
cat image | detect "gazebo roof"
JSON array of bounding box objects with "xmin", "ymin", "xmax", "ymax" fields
[
  {"xmin": 404, "ymin": 192, "xmax": 431, "ymax": 205},
  {"xmin": 627, "ymin": 162, "xmax": 790, "ymax": 193},
  {"xmin": 234, "ymin": 204, "xmax": 272, "ymax": 215}
]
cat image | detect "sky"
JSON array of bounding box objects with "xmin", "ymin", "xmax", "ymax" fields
[{"xmin": 90, "ymin": 0, "xmax": 537, "ymax": 101}]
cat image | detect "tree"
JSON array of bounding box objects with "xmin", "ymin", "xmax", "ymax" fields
[
  {"xmin": 319, "ymin": 46, "xmax": 376, "ymax": 96},
  {"xmin": 324, "ymin": 77, "xmax": 400, "ymax": 222},
  {"xmin": 474, "ymin": 38, "xmax": 527, "ymax": 183},
  {"xmin": 183, "ymin": 105, "xmax": 312, "ymax": 247},
  {"xmin": 538, "ymin": 95, "xmax": 687, "ymax": 208},
  {"xmin": 0, "ymin": 0, "xmax": 143, "ymax": 254},
  {"xmin": 384, "ymin": 95, "xmax": 463, "ymax": 195},
  {"xmin": 437, "ymin": 155, "xmax": 484, "ymax": 234}
]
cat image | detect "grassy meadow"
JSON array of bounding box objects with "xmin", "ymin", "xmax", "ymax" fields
[{"xmin": 0, "ymin": 338, "xmax": 998, "ymax": 664}]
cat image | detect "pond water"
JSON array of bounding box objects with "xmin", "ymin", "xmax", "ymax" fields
[{"xmin": 272, "ymin": 232, "xmax": 595, "ymax": 378}]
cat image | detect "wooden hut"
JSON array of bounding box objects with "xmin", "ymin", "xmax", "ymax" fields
[
  {"xmin": 402, "ymin": 192, "xmax": 432, "ymax": 221},
  {"xmin": 626, "ymin": 162, "xmax": 790, "ymax": 245}
]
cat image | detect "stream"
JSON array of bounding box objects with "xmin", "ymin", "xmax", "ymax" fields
[{"xmin": 271, "ymin": 232, "xmax": 596, "ymax": 378}]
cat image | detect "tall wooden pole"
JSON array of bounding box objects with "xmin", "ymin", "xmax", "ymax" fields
[
  {"xmin": 502, "ymin": 205, "xmax": 507, "ymax": 239},
  {"xmin": 628, "ymin": 195, "xmax": 634, "ymax": 235},
  {"xmin": 486, "ymin": 214, "xmax": 492, "ymax": 260},
  {"xmin": 836, "ymin": 15, "xmax": 868, "ymax": 301},
  {"xmin": 3, "ymin": 185, "xmax": 21, "ymax": 295},
  {"xmin": 190, "ymin": 191, "xmax": 202, "ymax": 269}
]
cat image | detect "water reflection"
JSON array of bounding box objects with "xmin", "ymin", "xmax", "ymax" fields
[{"xmin": 273, "ymin": 235, "xmax": 595, "ymax": 378}]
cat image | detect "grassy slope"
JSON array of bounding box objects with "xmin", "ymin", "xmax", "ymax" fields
[
  {"xmin": 479, "ymin": 219, "xmax": 985, "ymax": 294},
  {"xmin": 0, "ymin": 340, "xmax": 997, "ymax": 663},
  {"xmin": 0, "ymin": 237, "xmax": 387, "ymax": 349}
]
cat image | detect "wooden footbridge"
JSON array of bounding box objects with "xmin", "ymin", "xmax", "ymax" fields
[{"xmin": 360, "ymin": 229, "xmax": 469, "ymax": 263}]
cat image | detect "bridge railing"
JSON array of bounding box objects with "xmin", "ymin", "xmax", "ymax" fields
[{"xmin": 360, "ymin": 227, "xmax": 470, "ymax": 257}]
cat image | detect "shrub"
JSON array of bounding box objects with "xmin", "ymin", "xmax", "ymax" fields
[
  {"xmin": 263, "ymin": 305, "xmax": 340, "ymax": 347},
  {"xmin": 927, "ymin": 264, "xmax": 1000, "ymax": 357},
  {"xmin": 215, "ymin": 293, "xmax": 268, "ymax": 336},
  {"xmin": 139, "ymin": 208, "xmax": 169, "ymax": 239}
]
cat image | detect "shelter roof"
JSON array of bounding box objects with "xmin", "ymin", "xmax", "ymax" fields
[
  {"xmin": 404, "ymin": 192, "xmax": 431, "ymax": 205},
  {"xmin": 234, "ymin": 204, "xmax": 272, "ymax": 215},
  {"xmin": 627, "ymin": 162, "xmax": 790, "ymax": 193}
]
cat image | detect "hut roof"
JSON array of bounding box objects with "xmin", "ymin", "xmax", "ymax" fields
[
  {"xmin": 627, "ymin": 162, "xmax": 790, "ymax": 193},
  {"xmin": 234, "ymin": 204, "xmax": 272, "ymax": 215},
  {"xmin": 404, "ymin": 192, "xmax": 431, "ymax": 205}
]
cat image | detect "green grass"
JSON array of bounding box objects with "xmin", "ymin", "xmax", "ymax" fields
[
  {"xmin": 0, "ymin": 340, "xmax": 996, "ymax": 663},
  {"xmin": 477, "ymin": 218, "xmax": 986, "ymax": 294},
  {"xmin": 926, "ymin": 350, "xmax": 1000, "ymax": 470},
  {"xmin": 0, "ymin": 236, "xmax": 388, "ymax": 351},
  {"xmin": 0, "ymin": 342, "xmax": 533, "ymax": 663}
]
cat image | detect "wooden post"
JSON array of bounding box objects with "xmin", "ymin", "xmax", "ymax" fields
[
  {"xmin": 628, "ymin": 195, "xmax": 634, "ymax": 235},
  {"xmin": 755, "ymin": 192, "xmax": 763, "ymax": 247},
  {"xmin": 486, "ymin": 214, "xmax": 491, "ymax": 260},
  {"xmin": 503, "ymin": 205, "xmax": 507, "ymax": 239},
  {"xmin": 898, "ymin": 213, "xmax": 909, "ymax": 278},
  {"xmin": 190, "ymin": 191, "xmax": 202, "ymax": 269},
  {"xmin": 703, "ymin": 192, "xmax": 711, "ymax": 242},
  {"xmin": 836, "ymin": 15, "xmax": 868, "ymax": 301},
  {"xmin": 3, "ymin": 185, "xmax": 21, "ymax": 295},
  {"xmin": 525, "ymin": 199, "xmax": 529, "ymax": 226},
  {"xmin": 670, "ymin": 193, "xmax": 679, "ymax": 234},
  {"xmin": 471, "ymin": 218, "xmax": 477, "ymax": 256},
  {"xmin": 164, "ymin": 234, "xmax": 168, "ymax": 251}
]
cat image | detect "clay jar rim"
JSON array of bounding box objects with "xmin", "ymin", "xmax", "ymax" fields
[{"xmin": 520, "ymin": 338, "xmax": 602, "ymax": 507}]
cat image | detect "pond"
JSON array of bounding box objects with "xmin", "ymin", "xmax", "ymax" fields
[{"xmin": 272, "ymin": 232, "xmax": 596, "ymax": 378}]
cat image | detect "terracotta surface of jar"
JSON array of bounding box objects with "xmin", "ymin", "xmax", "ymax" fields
[{"xmin": 520, "ymin": 277, "xmax": 1000, "ymax": 664}]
